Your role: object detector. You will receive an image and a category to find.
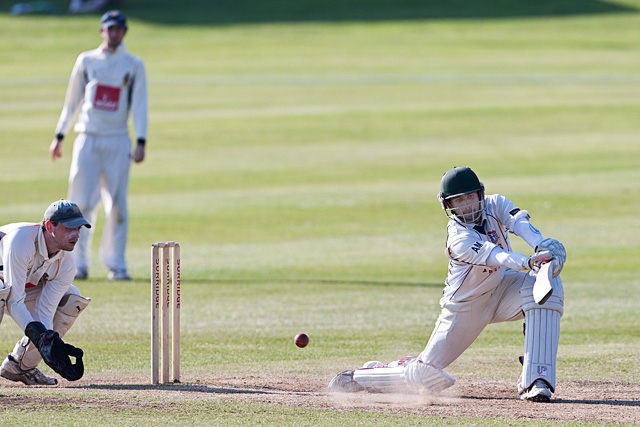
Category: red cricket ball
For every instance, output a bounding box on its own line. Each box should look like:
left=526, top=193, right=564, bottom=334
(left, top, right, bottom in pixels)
left=294, top=333, right=309, bottom=348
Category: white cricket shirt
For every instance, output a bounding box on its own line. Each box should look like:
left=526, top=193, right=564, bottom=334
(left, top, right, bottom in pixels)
left=0, top=223, right=76, bottom=331
left=55, top=43, right=147, bottom=139
left=442, top=194, right=532, bottom=302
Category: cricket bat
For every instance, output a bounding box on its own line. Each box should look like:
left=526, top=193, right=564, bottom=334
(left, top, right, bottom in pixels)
left=533, top=261, right=554, bottom=305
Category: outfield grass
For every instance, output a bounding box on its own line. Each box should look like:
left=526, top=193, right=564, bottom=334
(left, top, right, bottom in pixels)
left=0, top=1, right=639, bottom=425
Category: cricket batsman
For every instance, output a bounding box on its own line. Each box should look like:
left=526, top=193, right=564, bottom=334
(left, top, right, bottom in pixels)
left=329, top=166, right=566, bottom=402
left=0, top=200, right=91, bottom=385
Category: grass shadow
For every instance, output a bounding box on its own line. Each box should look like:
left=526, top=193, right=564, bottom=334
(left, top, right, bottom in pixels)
left=1, top=0, right=637, bottom=25
left=555, top=398, right=640, bottom=406
left=79, top=382, right=277, bottom=394
left=183, top=278, right=444, bottom=289
left=111, top=0, right=640, bottom=25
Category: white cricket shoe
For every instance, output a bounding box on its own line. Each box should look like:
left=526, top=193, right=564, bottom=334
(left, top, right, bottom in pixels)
left=328, top=370, right=365, bottom=393
left=108, top=269, right=131, bottom=281
left=0, top=355, right=58, bottom=386
left=520, top=379, right=552, bottom=403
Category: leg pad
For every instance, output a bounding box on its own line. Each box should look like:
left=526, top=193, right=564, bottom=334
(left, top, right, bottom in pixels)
left=352, top=358, right=455, bottom=394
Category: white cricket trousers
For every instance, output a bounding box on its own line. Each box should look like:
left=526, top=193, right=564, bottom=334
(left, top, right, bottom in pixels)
left=68, top=133, right=131, bottom=273
left=418, top=270, right=527, bottom=369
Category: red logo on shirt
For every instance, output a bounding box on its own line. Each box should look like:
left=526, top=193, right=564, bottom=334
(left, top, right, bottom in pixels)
left=94, top=84, right=120, bottom=111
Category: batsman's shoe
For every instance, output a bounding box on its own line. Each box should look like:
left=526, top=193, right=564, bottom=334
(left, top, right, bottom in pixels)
left=520, top=379, right=552, bottom=403
left=108, top=269, right=131, bottom=281
left=328, top=370, right=365, bottom=393
left=0, top=355, right=58, bottom=386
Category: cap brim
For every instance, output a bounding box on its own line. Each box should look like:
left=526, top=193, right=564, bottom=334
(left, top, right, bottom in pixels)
left=101, top=20, right=126, bottom=29
left=59, top=217, right=92, bottom=229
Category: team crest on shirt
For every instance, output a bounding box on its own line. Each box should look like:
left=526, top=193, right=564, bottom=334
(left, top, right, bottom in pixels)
left=94, top=84, right=120, bottom=111
left=487, top=230, right=498, bottom=243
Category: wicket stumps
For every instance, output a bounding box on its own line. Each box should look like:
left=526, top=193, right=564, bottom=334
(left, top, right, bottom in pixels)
left=151, top=242, right=181, bottom=384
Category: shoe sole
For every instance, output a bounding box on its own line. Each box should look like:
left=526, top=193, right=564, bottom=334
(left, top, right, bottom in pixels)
left=1, top=371, right=38, bottom=385
left=520, top=390, right=552, bottom=403
left=525, top=393, right=551, bottom=403
left=1, top=370, right=57, bottom=386
left=1, top=371, right=27, bottom=384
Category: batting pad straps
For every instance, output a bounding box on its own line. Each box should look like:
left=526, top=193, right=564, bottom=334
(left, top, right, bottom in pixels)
left=404, top=360, right=456, bottom=394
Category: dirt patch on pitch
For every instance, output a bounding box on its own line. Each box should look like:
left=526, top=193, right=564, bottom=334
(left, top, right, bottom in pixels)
left=213, top=376, right=640, bottom=424
left=1, top=376, right=639, bottom=424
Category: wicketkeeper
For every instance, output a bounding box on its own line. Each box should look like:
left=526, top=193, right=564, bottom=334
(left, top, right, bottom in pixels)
left=0, top=200, right=91, bottom=385
left=329, top=166, right=566, bottom=402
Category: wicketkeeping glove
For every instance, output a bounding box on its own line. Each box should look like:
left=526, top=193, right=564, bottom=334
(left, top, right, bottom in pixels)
left=25, top=321, right=84, bottom=381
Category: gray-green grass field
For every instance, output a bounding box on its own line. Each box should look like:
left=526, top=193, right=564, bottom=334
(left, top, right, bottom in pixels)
left=1, top=0, right=640, bottom=425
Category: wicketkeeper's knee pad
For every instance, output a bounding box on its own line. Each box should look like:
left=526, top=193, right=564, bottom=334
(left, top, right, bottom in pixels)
left=520, top=273, right=563, bottom=393
left=53, top=293, right=91, bottom=337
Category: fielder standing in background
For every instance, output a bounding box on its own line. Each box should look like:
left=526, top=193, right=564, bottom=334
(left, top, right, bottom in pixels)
left=0, top=200, right=90, bottom=385
left=49, top=10, right=148, bottom=281
left=329, top=166, right=566, bottom=402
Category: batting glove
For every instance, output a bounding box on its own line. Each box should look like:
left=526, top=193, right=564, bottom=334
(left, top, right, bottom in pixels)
left=536, top=238, right=566, bottom=277
left=528, top=250, right=553, bottom=271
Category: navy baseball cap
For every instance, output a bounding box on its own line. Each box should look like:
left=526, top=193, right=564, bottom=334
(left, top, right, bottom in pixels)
left=44, top=200, right=91, bottom=229
left=100, top=10, right=127, bottom=29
